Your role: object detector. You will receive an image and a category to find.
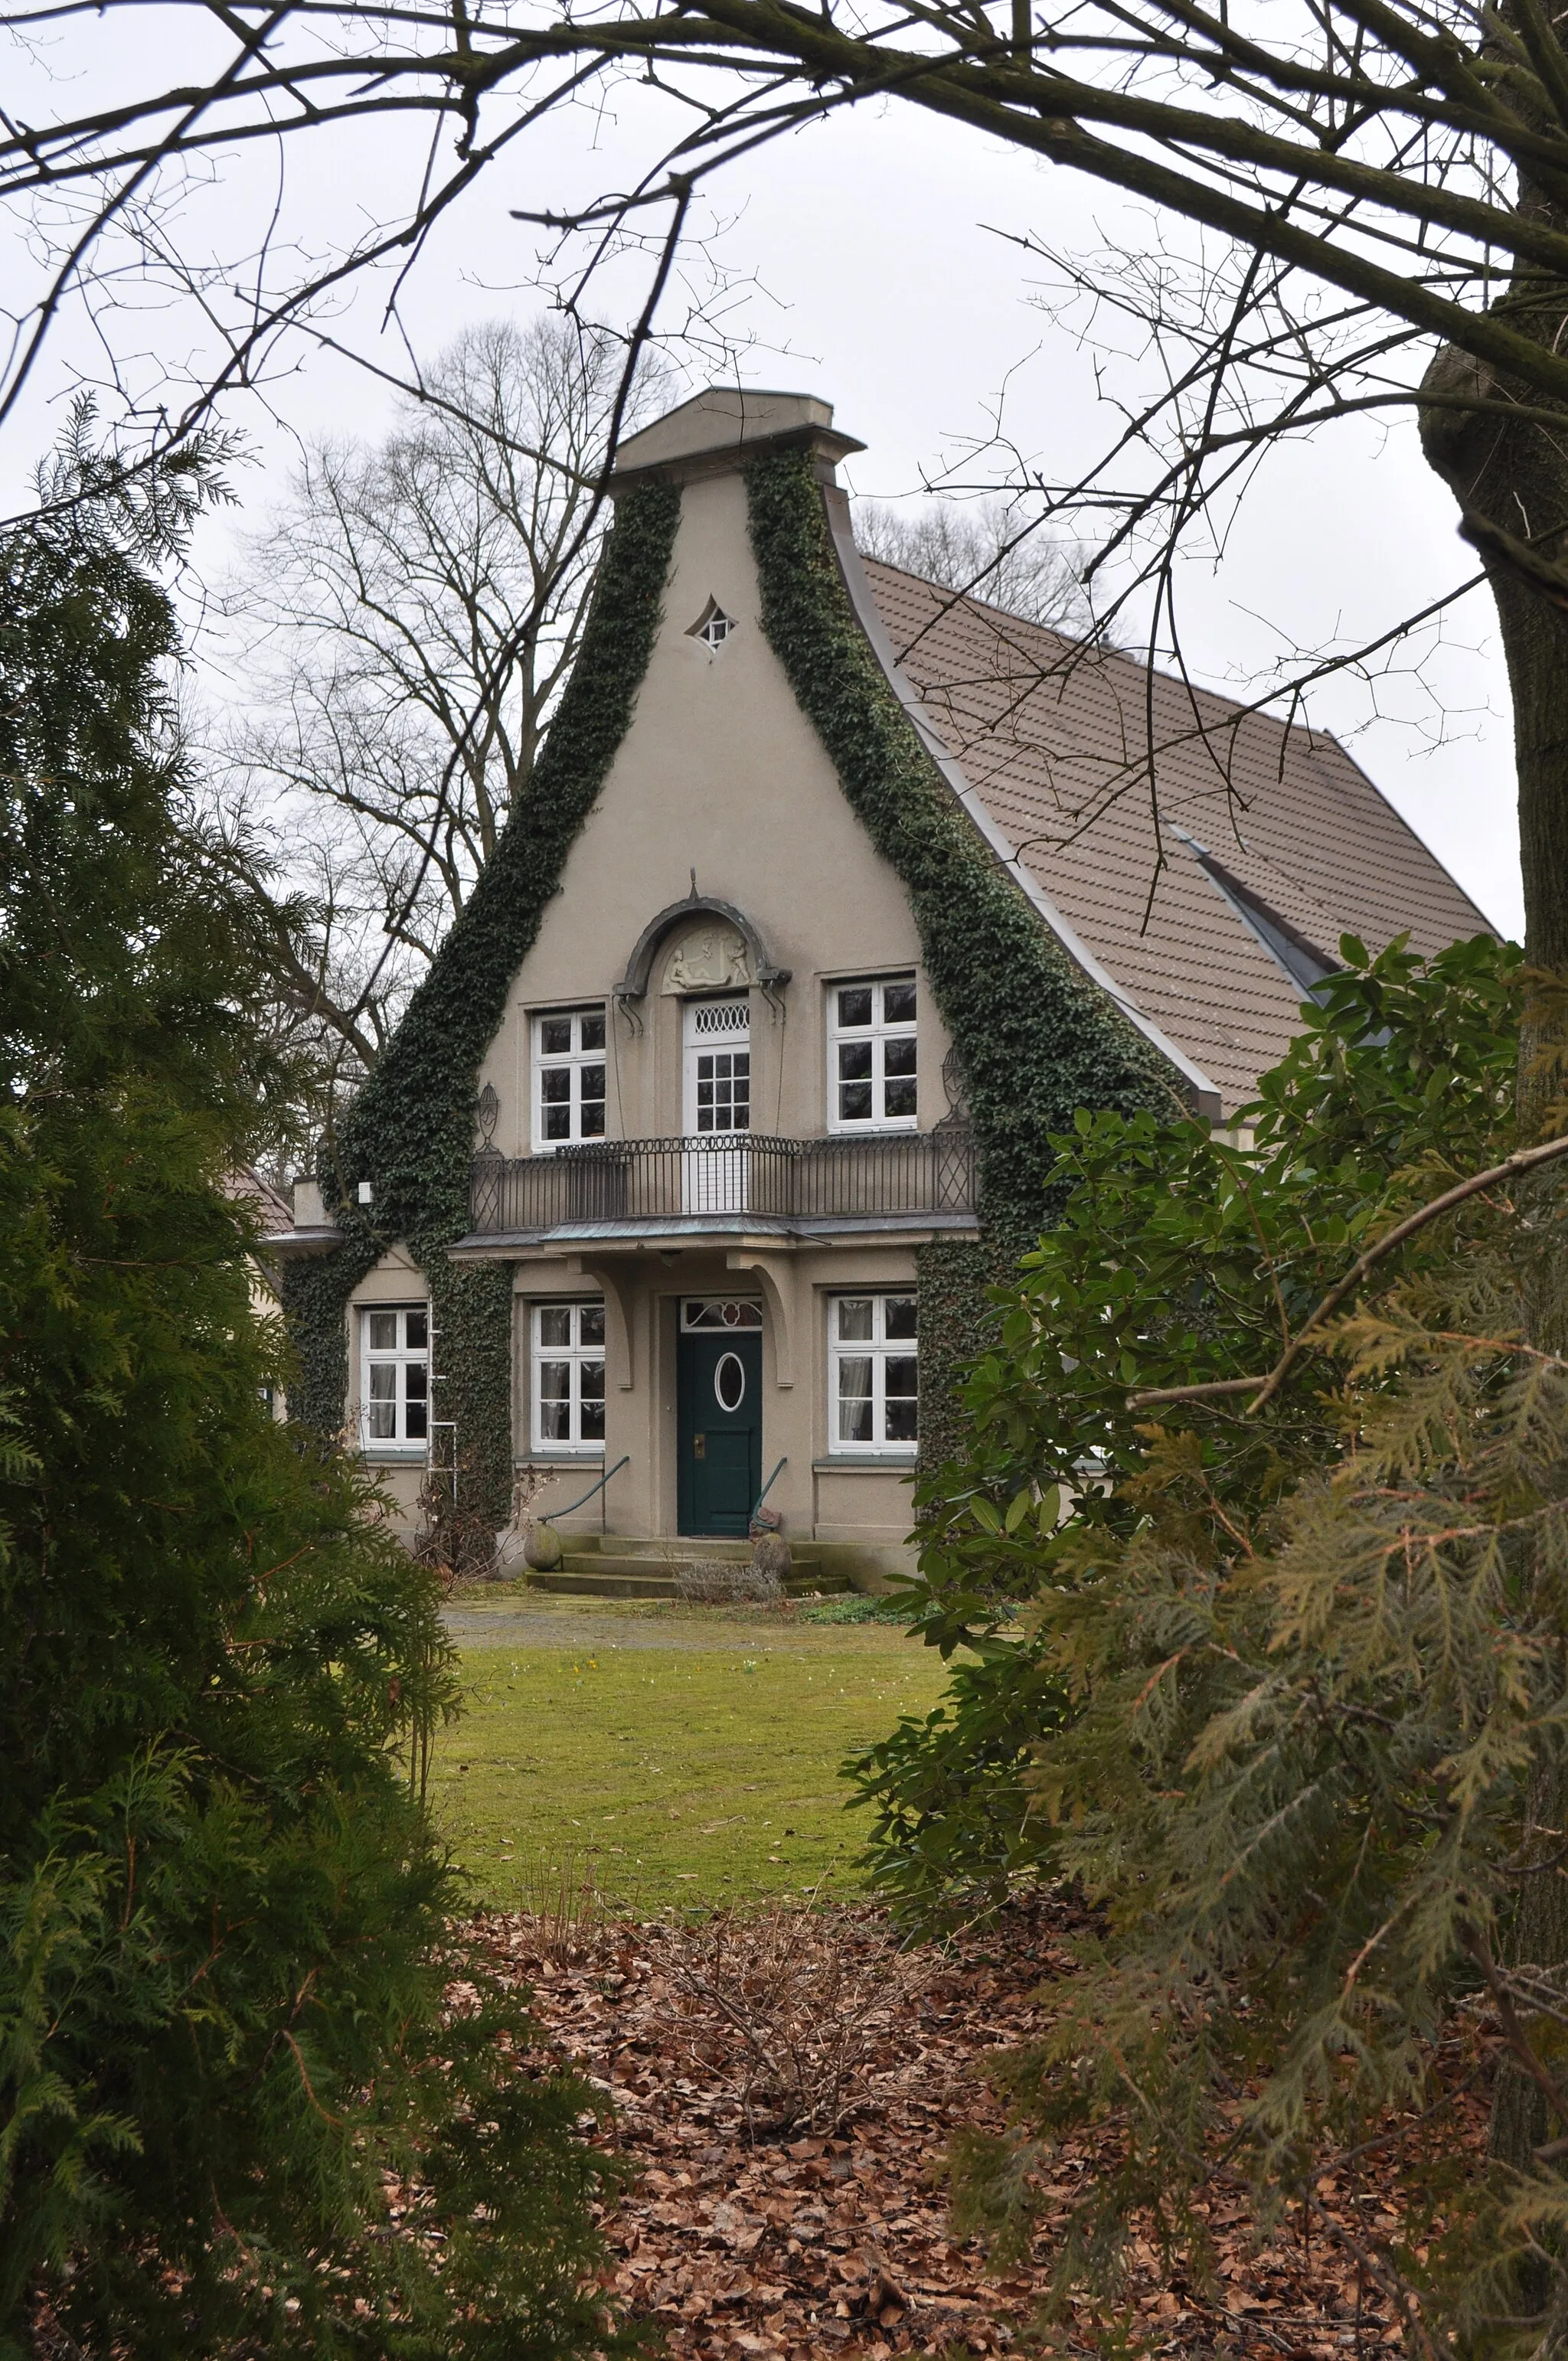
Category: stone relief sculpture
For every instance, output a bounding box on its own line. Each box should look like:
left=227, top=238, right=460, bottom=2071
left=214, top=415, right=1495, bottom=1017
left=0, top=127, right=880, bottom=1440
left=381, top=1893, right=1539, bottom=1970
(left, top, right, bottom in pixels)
left=660, top=923, right=753, bottom=994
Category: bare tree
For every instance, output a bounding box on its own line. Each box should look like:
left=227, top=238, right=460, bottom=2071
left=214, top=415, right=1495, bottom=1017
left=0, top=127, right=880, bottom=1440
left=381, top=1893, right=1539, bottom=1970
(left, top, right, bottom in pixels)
left=2, top=0, right=1563, bottom=945
left=852, top=495, right=1098, bottom=635
left=207, top=314, right=664, bottom=1078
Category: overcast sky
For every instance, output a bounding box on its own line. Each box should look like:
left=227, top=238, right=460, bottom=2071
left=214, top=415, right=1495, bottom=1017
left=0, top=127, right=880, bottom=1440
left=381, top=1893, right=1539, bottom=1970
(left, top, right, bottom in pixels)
left=3, top=51, right=1523, bottom=936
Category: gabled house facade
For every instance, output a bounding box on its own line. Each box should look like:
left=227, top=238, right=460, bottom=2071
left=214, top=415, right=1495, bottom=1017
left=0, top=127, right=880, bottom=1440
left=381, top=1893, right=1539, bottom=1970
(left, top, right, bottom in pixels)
left=269, top=387, right=1488, bottom=1585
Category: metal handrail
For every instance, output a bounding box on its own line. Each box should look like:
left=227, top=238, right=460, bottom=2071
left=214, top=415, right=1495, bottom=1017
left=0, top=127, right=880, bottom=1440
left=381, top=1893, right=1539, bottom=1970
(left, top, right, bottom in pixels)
left=548, top=1453, right=629, bottom=1533
left=752, top=1455, right=787, bottom=1526
left=470, top=1124, right=974, bottom=1233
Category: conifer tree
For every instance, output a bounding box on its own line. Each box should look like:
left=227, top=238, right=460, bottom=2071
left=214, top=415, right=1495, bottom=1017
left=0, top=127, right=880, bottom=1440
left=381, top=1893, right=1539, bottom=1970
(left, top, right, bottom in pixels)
left=0, top=412, right=631, bottom=2356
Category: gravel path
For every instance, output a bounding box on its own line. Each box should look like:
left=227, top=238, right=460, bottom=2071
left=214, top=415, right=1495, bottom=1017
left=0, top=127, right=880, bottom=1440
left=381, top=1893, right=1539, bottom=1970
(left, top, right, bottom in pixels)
left=443, top=1594, right=893, bottom=1654
left=443, top=1604, right=729, bottom=1653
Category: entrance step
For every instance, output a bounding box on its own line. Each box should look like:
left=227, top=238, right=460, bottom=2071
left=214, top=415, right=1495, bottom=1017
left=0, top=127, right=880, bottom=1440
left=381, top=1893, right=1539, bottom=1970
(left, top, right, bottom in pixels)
left=524, top=1570, right=681, bottom=1600
left=557, top=1534, right=841, bottom=1564
left=522, top=1546, right=852, bottom=1601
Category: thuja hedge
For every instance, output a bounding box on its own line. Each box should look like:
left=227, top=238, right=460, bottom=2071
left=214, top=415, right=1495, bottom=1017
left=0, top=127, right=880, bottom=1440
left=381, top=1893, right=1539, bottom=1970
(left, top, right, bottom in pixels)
left=283, top=482, right=681, bottom=1531
left=743, top=448, right=1181, bottom=1463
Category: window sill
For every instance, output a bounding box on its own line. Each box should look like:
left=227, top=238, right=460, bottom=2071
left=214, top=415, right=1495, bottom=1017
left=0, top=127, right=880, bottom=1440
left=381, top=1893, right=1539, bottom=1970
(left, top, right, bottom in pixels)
left=823, top=1122, right=921, bottom=1138
left=361, top=1446, right=428, bottom=1463
left=518, top=1452, right=606, bottom=1467
left=813, top=1454, right=917, bottom=1473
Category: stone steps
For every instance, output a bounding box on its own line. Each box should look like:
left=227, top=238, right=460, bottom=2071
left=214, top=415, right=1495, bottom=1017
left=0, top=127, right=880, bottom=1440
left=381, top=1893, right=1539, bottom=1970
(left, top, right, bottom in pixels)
left=521, top=1537, right=852, bottom=1602
left=524, top=1570, right=682, bottom=1600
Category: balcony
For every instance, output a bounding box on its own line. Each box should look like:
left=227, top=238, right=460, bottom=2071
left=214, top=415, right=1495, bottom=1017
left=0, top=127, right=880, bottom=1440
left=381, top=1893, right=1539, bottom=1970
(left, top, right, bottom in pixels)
left=463, top=1127, right=976, bottom=1245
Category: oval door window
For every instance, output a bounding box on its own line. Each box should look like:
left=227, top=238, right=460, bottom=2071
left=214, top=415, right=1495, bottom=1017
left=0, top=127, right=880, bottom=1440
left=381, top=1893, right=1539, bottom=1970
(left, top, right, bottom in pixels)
left=714, top=1352, right=746, bottom=1412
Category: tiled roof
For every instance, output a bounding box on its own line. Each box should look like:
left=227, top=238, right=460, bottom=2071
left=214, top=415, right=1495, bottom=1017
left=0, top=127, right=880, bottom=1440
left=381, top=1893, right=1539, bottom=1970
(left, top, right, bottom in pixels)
left=859, top=560, right=1493, bottom=1117
left=225, top=1166, right=295, bottom=1233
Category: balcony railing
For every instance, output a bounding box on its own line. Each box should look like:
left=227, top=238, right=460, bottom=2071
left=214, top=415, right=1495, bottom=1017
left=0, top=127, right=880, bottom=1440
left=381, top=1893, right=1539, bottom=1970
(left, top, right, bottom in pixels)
left=469, top=1126, right=975, bottom=1233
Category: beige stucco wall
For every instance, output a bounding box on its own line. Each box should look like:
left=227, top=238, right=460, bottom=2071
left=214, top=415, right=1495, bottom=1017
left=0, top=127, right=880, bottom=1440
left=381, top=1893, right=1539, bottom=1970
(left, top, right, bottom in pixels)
left=346, top=1235, right=926, bottom=1569
left=473, top=466, right=955, bottom=1153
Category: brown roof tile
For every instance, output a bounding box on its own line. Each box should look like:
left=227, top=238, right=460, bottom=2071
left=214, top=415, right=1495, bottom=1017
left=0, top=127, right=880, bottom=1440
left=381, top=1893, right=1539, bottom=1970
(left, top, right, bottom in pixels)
left=860, top=560, right=1491, bottom=1116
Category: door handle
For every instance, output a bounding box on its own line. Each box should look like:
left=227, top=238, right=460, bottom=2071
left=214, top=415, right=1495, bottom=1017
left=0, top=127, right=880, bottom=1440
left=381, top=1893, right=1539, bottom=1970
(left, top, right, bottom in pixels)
left=693, top=1433, right=706, bottom=1460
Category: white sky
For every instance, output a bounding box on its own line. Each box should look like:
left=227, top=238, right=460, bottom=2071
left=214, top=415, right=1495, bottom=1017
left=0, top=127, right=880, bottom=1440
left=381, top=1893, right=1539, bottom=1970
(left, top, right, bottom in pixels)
left=2, top=52, right=1524, bottom=936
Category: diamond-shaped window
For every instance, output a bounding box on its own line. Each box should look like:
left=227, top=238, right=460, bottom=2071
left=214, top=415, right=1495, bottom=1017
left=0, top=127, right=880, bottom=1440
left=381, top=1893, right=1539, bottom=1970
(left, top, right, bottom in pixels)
left=687, top=596, right=737, bottom=650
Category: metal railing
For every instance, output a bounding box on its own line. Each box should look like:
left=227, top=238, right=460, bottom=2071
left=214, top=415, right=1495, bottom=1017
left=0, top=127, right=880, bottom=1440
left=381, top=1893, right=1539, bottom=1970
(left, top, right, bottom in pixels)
left=752, top=1455, right=787, bottom=1530
left=469, top=1125, right=975, bottom=1233
left=548, top=1452, right=629, bottom=1535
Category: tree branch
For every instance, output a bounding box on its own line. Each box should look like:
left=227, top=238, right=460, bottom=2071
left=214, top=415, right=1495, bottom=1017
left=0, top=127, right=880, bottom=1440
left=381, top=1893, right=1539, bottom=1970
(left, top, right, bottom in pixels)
left=1128, top=1131, right=1568, bottom=1412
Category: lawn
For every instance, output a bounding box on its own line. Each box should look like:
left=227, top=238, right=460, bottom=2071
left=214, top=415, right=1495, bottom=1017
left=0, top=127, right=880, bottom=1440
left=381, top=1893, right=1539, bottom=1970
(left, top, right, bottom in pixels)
left=435, top=1600, right=953, bottom=1913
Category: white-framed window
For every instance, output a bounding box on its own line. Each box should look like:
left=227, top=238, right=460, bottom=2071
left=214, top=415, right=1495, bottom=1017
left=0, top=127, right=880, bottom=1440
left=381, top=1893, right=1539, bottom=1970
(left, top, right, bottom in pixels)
left=531, top=1301, right=606, bottom=1452
left=829, top=1294, right=918, bottom=1452
left=532, top=1007, right=607, bottom=1150
left=361, top=1305, right=428, bottom=1451
left=687, top=596, right=737, bottom=649
left=828, top=975, right=917, bottom=1131
left=683, top=996, right=751, bottom=1136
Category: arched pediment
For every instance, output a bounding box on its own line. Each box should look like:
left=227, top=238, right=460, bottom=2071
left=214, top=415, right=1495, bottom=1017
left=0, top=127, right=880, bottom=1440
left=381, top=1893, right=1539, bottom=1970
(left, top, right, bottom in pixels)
left=613, top=890, right=791, bottom=1003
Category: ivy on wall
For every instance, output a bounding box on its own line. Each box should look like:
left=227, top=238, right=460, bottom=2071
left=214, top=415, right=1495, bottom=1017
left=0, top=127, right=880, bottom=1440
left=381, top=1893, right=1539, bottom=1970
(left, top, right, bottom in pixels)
left=283, top=483, right=681, bottom=1535
left=743, top=448, right=1181, bottom=1465
left=913, top=1239, right=1016, bottom=1476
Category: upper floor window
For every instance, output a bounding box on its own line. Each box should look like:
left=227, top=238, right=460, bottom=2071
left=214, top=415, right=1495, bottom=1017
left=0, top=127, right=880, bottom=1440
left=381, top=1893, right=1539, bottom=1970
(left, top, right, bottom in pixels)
left=533, top=1007, right=606, bottom=1150
left=828, top=975, right=917, bottom=1131
left=532, top=1301, right=606, bottom=1452
left=361, top=1305, right=428, bottom=1452
left=684, top=996, right=750, bottom=1135
left=829, top=1293, right=917, bottom=1452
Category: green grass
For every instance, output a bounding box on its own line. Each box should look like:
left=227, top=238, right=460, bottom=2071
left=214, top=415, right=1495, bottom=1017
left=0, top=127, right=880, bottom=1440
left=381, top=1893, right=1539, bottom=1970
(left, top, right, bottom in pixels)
left=794, top=1592, right=911, bottom=1625
left=437, top=1617, right=952, bottom=1914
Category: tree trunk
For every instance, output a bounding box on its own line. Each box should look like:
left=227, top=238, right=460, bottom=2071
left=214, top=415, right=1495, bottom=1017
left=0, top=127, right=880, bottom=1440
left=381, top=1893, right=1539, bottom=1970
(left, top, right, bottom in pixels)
left=1419, top=342, right=1568, bottom=976
left=1420, top=348, right=1568, bottom=2217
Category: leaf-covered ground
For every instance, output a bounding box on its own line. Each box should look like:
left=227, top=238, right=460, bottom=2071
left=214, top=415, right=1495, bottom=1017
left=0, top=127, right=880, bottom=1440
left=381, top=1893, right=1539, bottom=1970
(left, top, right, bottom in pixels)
left=474, top=1899, right=1485, bottom=2359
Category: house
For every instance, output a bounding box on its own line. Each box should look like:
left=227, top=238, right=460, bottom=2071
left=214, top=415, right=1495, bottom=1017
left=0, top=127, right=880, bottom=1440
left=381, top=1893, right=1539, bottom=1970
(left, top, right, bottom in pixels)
left=266, top=387, right=1488, bottom=1589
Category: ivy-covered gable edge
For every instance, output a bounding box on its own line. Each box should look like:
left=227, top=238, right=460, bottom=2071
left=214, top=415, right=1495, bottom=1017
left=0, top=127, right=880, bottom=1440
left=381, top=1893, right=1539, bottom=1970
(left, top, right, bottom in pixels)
left=743, top=448, right=1182, bottom=1468
left=283, top=482, right=681, bottom=1533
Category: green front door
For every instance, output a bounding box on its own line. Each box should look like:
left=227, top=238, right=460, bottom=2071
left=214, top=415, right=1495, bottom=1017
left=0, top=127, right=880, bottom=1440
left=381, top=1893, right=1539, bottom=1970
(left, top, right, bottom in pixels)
left=677, top=1327, right=763, bottom=1537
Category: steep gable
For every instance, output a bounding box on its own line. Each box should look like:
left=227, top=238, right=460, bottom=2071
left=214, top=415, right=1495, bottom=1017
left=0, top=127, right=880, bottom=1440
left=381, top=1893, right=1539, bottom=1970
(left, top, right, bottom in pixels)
left=475, top=462, right=938, bottom=1157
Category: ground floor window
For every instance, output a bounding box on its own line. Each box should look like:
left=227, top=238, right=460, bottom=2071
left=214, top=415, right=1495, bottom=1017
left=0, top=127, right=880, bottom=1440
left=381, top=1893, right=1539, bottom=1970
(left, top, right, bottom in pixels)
left=361, top=1305, right=428, bottom=1448
left=829, top=1293, right=917, bottom=1450
left=532, top=1300, right=606, bottom=1450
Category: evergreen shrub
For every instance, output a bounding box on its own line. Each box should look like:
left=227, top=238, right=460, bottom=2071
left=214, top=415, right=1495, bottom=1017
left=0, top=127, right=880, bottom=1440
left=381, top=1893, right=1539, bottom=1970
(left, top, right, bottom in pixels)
left=0, top=423, right=634, bottom=2357
left=847, top=933, right=1524, bottom=1925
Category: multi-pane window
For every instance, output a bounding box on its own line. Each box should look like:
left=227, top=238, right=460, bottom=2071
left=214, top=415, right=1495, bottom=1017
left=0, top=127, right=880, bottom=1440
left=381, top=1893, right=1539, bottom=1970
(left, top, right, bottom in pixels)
left=828, top=976, right=917, bottom=1130
left=829, top=1295, right=918, bottom=1451
left=361, top=1306, right=428, bottom=1450
left=687, top=998, right=750, bottom=1134
left=532, top=1301, right=606, bottom=1452
left=533, top=1007, right=607, bottom=1148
